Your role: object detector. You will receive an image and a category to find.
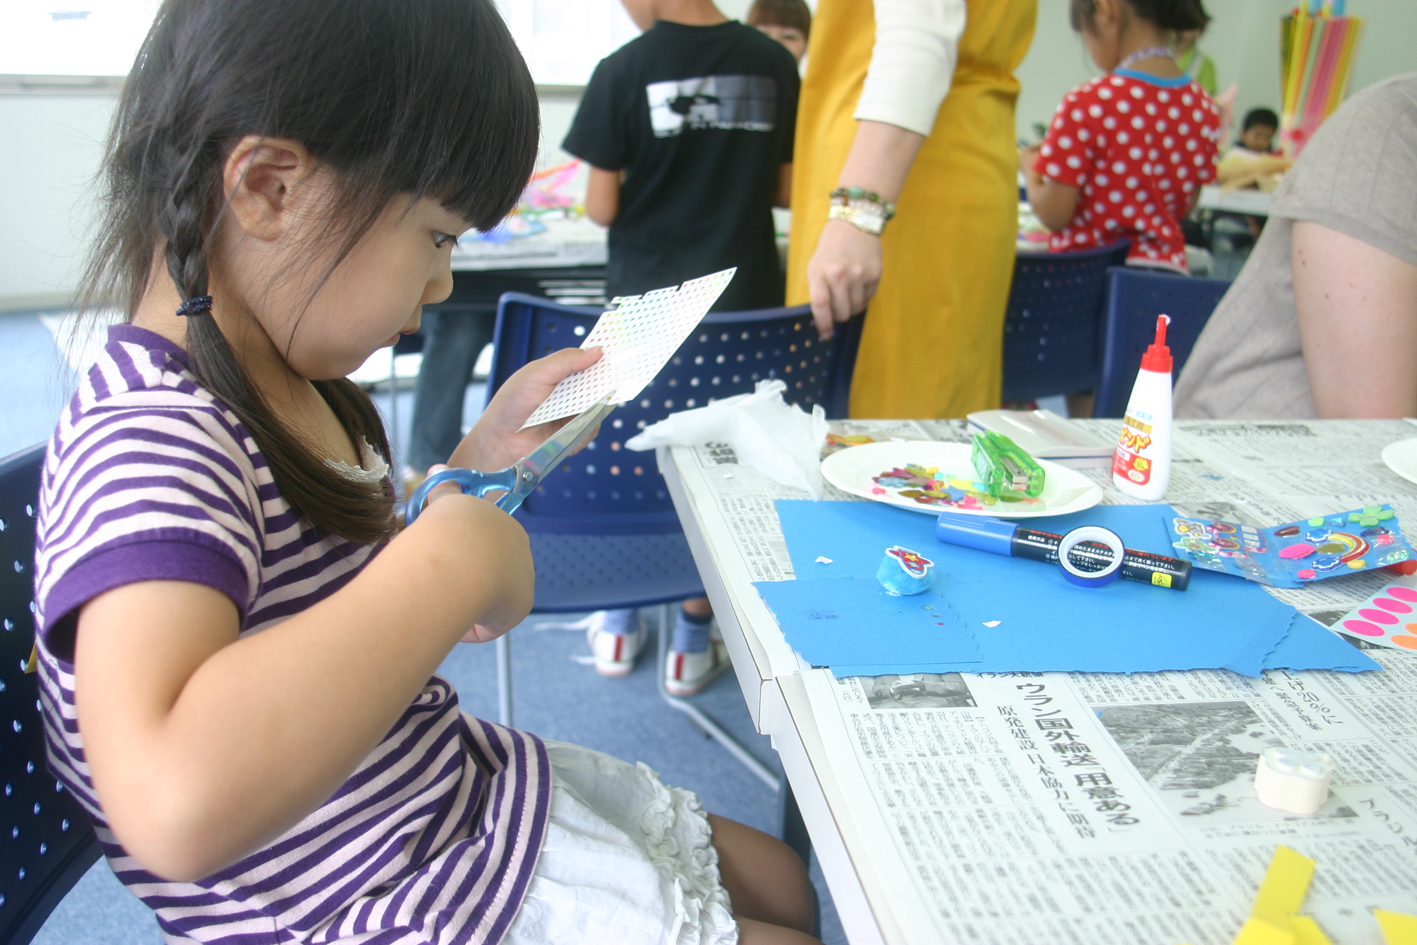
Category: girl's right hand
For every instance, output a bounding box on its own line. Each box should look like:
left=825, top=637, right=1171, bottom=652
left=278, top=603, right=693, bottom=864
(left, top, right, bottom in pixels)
left=407, top=487, right=534, bottom=641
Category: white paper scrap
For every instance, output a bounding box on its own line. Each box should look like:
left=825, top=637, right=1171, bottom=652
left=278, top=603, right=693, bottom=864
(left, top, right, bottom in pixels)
left=521, top=268, right=736, bottom=428
left=815, top=556, right=833, bottom=564
left=982, top=620, right=1001, bottom=628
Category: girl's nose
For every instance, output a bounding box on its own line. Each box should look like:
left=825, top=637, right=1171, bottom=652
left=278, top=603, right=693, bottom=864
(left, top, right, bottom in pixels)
left=422, top=259, right=454, bottom=306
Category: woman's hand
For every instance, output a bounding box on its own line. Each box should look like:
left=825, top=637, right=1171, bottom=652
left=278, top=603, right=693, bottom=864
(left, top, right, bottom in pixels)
left=448, top=346, right=603, bottom=472
left=806, top=219, right=883, bottom=340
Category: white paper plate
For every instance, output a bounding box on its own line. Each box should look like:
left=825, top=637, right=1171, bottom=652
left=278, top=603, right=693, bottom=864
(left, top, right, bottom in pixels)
left=821, top=441, right=1103, bottom=518
left=1382, top=438, right=1417, bottom=486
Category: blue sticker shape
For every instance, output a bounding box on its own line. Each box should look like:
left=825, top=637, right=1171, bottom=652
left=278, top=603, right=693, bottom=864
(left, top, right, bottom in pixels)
left=755, top=577, right=979, bottom=668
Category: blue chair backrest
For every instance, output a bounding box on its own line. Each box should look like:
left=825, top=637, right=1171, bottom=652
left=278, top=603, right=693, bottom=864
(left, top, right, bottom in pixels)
left=1002, top=240, right=1131, bottom=402
left=0, top=445, right=100, bottom=945
left=1093, top=266, right=1231, bottom=418
left=488, top=293, right=860, bottom=534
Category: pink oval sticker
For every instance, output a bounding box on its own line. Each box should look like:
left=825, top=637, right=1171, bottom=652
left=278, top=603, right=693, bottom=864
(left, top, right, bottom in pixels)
left=1359, top=608, right=1400, bottom=625
left=1375, top=598, right=1413, bottom=614
left=1278, top=543, right=1315, bottom=560
left=1386, top=586, right=1417, bottom=602
left=1342, top=620, right=1386, bottom=637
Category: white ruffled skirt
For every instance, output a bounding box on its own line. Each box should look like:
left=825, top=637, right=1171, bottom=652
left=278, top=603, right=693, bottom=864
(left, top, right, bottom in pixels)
left=503, top=741, right=739, bottom=945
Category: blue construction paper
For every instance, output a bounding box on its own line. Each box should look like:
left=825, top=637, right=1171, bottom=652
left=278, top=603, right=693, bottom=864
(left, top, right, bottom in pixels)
left=754, top=577, right=980, bottom=668
left=1263, top=614, right=1380, bottom=672
left=759, top=501, right=1313, bottom=676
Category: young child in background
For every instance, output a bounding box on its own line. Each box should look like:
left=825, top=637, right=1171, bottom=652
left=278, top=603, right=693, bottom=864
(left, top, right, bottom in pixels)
left=1021, top=0, right=1221, bottom=274
left=746, top=0, right=811, bottom=65
left=36, top=1, right=819, bottom=942
left=1217, top=107, right=1292, bottom=190
left=562, top=0, right=798, bottom=693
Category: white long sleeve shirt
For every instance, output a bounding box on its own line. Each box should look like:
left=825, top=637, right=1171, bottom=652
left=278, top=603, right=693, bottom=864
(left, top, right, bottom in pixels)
left=854, top=0, right=967, bottom=137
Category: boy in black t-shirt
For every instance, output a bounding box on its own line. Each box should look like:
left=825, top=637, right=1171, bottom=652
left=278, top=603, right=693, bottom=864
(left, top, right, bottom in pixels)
left=563, top=0, right=798, bottom=693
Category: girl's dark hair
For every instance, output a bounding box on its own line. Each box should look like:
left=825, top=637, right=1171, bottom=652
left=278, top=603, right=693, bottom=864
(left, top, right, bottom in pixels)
left=745, top=0, right=812, bottom=39
left=1069, top=0, right=1210, bottom=33
left=80, top=0, right=538, bottom=544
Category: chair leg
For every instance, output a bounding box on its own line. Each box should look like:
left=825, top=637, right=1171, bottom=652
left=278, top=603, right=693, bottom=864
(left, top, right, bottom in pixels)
left=656, top=603, right=781, bottom=792
left=496, top=633, right=513, bottom=728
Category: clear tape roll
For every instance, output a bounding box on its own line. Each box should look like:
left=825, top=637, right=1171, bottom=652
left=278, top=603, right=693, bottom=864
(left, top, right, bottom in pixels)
left=1057, top=525, right=1125, bottom=588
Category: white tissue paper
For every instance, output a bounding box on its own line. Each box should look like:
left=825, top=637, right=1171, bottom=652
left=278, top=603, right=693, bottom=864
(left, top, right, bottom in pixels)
left=625, top=380, right=829, bottom=499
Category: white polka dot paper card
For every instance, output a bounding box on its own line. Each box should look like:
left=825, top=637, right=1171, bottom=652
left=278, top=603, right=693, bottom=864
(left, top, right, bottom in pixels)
left=520, top=268, right=736, bottom=429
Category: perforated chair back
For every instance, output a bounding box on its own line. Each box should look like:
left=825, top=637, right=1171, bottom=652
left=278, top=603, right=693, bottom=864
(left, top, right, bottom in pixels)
left=488, top=293, right=860, bottom=537
left=1002, top=240, right=1131, bottom=402
left=0, top=445, right=100, bottom=945
left=1093, top=266, right=1231, bottom=418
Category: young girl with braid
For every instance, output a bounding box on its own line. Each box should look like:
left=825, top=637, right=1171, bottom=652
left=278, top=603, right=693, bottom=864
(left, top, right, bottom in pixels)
left=33, top=2, right=816, bottom=942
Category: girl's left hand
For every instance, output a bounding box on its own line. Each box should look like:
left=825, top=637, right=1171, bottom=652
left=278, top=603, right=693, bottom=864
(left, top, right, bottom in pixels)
left=448, top=346, right=604, bottom=473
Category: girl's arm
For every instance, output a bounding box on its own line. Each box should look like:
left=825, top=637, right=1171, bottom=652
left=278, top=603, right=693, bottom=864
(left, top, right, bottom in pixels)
left=1020, top=144, right=1080, bottom=232
left=584, top=165, right=620, bottom=227
left=77, top=348, right=599, bottom=882
left=77, top=493, right=527, bottom=882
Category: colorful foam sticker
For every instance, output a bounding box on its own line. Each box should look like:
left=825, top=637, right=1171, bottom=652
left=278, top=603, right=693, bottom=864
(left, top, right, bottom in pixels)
left=1169, top=505, right=1413, bottom=588
left=753, top=501, right=1380, bottom=677
left=869, top=462, right=1045, bottom=512
left=1333, top=583, right=1417, bottom=650
left=520, top=268, right=736, bottom=429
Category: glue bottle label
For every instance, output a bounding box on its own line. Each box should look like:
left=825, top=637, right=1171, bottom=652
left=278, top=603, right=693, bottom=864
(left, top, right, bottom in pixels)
left=1112, top=415, right=1153, bottom=485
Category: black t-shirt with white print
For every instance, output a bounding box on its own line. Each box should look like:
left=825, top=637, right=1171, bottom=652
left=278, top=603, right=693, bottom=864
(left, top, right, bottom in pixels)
left=563, top=20, right=799, bottom=311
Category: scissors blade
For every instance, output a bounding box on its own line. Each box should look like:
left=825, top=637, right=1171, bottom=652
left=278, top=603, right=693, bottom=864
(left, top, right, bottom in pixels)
left=517, top=396, right=617, bottom=486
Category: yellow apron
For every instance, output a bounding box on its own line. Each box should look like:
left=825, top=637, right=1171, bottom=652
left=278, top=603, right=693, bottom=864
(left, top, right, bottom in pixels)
left=787, top=0, right=1037, bottom=419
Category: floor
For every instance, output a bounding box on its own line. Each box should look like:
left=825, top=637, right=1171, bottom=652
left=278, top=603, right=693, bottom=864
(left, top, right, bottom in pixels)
left=4, top=311, right=845, bottom=945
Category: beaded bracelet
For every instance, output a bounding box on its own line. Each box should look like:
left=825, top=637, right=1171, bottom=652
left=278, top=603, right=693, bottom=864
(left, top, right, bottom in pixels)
left=830, top=186, right=897, bottom=219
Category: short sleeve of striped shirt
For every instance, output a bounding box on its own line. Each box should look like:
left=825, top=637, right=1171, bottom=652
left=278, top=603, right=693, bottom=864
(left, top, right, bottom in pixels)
left=36, top=332, right=263, bottom=658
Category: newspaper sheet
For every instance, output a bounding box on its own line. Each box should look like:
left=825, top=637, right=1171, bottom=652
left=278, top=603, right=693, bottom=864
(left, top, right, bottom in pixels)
left=668, top=418, right=1417, bottom=944
left=801, top=652, right=1417, bottom=945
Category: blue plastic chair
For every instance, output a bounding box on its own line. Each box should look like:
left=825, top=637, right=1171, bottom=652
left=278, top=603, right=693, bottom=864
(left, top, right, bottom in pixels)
left=0, top=445, right=101, bottom=945
left=1093, top=266, right=1231, bottom=418
left=1002, top=240, right=1131, bottom=402
left=485, top=293, right=861, bottom=790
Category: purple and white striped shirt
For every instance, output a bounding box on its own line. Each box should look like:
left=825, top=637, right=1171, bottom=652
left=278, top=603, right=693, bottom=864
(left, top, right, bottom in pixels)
left=34, top=325, right=549, bottom=944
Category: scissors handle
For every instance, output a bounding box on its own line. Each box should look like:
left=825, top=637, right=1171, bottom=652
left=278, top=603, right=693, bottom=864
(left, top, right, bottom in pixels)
left=404, top=466, right=528, bottom=525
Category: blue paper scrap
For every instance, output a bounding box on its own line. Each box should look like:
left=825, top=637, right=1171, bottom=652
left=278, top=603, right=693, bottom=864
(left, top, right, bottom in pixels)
left=755, top=500, right=1379, bottom=677
left=754, top=577, right=980, bottom=669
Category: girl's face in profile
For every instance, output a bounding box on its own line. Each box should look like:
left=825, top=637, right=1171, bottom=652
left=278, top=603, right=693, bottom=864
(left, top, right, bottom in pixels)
left=248, top=183, right=471, bottom=382
left=755, top=23, right=806, bottom=63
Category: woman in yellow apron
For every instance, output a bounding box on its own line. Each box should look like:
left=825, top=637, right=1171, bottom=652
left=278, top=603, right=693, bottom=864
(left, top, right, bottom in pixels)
left=788, top=0, right=1036, bottom=419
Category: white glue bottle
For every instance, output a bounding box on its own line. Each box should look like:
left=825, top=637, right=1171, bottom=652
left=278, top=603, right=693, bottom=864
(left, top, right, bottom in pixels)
left=1112, top=314, right=1172, bottom=501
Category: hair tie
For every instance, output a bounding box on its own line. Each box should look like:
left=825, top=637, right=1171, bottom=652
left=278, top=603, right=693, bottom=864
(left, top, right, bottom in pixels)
left=175, top=295, right=213, bottom=317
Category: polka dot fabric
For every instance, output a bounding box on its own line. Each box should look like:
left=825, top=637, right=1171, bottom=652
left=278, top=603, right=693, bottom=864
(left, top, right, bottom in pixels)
left=1035, top=73, right=1220, bottom=273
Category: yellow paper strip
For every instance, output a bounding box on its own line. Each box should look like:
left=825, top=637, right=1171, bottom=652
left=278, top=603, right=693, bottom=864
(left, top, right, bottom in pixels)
left=1375, top=909, right=1417, bottom=945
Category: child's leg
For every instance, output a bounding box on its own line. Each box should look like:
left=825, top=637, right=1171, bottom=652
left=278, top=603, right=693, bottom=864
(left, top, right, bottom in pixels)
left=708, top=814, right=818, bottom=939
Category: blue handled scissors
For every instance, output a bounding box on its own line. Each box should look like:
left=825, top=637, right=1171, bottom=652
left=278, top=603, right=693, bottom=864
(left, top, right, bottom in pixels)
left=404, top=396, right=616, bottom=524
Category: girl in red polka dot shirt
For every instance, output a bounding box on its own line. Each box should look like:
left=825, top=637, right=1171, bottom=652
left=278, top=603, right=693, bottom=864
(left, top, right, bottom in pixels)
left=1021, top=0, right=1220, bottom=273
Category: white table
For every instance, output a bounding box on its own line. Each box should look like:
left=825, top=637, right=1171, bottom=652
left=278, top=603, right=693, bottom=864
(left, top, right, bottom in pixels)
left=1197, top=185, right=1272, bottom=217
left=661, top=417, right=1417, bottom=945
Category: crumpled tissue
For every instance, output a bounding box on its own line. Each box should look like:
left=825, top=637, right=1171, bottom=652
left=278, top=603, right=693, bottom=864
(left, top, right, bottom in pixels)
left=625, top=379, right=828, bottom=498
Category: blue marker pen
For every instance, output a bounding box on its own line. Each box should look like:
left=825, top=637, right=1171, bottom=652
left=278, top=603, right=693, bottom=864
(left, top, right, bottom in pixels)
left=934, top=512, right=1191, bottom=590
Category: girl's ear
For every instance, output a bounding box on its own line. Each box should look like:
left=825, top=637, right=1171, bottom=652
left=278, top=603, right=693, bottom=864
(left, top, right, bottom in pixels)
left=1088, top=0, right=1121, bottom=35
left=223, top=136, right=319, bottom=242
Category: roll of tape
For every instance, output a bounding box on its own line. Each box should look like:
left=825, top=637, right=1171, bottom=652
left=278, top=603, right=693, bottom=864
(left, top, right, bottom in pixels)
left=1254, top=746, right=1333, bottom=815
left=1058, top=526, right=1125, bottom=588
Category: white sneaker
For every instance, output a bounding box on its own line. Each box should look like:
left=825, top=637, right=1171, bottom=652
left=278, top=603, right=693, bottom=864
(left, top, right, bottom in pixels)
left=665, top=639, right=731, bottom=696
left=586, top=610, right=645, bottom=677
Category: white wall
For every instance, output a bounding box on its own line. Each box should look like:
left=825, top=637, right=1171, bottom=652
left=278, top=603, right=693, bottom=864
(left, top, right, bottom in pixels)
left=3, top=0, right=1411, bottom=311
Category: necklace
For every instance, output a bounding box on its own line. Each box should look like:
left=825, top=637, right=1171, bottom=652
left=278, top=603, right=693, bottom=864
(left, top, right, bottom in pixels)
left=1116, top=45, right=1175, bottom=72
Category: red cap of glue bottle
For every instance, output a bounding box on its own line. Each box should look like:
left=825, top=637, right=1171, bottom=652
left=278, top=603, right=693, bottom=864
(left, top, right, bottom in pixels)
left=1112, top=314, right=1173, bottom=500
left=1139, top=315, right=1173, bottom=374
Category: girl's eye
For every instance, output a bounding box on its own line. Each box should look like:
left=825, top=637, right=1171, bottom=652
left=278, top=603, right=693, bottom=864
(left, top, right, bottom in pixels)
left=433, top=232, right=459, bottom=249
